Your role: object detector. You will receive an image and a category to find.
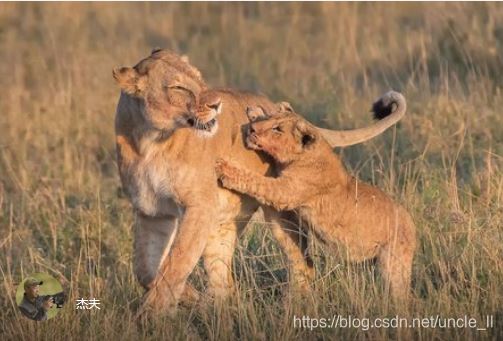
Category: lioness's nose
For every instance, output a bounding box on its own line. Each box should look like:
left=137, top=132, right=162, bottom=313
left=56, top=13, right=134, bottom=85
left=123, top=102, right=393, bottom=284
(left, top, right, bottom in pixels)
left=248, top=125, right=256, bottom=134
left=207, top=99, right=221, bottom=111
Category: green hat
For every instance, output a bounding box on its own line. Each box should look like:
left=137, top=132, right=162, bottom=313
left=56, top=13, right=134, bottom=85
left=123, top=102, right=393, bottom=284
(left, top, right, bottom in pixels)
left=24, top=278, right=43, bottom=291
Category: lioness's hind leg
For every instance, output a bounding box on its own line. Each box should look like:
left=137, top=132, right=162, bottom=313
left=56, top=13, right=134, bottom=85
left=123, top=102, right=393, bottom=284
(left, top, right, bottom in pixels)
left=202, top=221, right=239, bottom=298
left=264, top=208, right=314, bottom=291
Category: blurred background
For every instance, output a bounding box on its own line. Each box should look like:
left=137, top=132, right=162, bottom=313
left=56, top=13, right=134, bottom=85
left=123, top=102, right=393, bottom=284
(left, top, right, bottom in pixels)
left=0, top=3, right=502, bottom=339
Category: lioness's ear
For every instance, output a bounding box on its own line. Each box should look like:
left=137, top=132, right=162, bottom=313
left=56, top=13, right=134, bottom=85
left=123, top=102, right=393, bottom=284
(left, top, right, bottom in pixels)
left=112, top=67, right=147, bottom=96
left=277, top=101, right=294, bottom=114
left=151, top=47, right=163, bottom=55
left=295, top=121, right=316, bottom=148
left=246, top=106, right=267, bottom=122
left=181, top=54, right=190, bottom=63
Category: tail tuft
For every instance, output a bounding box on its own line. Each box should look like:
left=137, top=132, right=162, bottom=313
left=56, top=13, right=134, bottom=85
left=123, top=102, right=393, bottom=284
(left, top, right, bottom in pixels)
left=371, top=91, right=404, bottom=120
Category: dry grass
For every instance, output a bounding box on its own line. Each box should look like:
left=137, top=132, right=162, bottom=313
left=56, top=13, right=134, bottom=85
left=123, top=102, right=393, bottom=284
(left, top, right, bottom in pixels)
left=0, top=3, right=502, bottom=340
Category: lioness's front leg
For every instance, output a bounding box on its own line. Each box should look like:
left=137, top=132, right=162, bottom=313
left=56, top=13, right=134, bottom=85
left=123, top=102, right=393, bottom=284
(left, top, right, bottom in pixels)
left=215, top=159, right=306, bottom=211
left=134, top=214, right=200, bottom=304
left=134, top=214, right=178, bottom=289
left=139, top=205, right=216, bottom=314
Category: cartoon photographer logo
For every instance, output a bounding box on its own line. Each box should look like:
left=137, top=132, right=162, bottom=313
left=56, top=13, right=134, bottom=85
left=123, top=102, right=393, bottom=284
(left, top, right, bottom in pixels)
left=16, top=273, right=66, bottom=321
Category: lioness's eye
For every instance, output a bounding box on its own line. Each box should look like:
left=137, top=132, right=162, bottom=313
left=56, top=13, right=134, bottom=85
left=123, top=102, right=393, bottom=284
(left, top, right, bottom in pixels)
left=167, top=85, right=196, bottom=106
left=170, top=85, right=189, bottom=92
left=272, top=125, right=282, bottom=133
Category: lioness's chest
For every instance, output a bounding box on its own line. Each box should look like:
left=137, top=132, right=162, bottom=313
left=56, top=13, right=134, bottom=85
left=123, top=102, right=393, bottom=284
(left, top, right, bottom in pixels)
left=133, top=145, right=215, bottom=215
left=131, top=151, right=185, bottom=217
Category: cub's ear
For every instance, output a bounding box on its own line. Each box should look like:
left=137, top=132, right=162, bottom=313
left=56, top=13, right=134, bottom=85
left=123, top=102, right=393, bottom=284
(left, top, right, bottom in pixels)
left=112, top=67, right=147, bottom=96
left=181, top=54, right=190, bottom=63
left=294, top=120, right=317, bottom=148
left=246, top=106, right=267, bottom=122
left=276, top=101, right=294, bottom=114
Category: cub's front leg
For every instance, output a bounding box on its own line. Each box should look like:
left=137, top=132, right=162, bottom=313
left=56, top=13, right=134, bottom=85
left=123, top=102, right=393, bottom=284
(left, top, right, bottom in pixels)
left=216, top=160, right=315, bottom=291
left=215, top=159, right=304, bottom=211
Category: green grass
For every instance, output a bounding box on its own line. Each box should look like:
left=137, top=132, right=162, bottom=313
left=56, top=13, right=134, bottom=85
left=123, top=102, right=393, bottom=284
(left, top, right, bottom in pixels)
left=0, top=2, right=502, bottom=340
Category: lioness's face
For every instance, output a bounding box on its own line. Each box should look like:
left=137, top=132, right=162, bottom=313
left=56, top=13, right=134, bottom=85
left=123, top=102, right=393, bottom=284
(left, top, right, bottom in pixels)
left=190, top=91, right=223, bottom=137
left=114, top=50, right=207, bottom=134
left=246, top=113, right=318, bottom=164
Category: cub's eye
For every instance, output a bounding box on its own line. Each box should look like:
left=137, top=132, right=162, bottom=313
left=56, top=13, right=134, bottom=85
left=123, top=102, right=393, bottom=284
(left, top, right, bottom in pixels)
left=272, top=125, right=282, bottom=133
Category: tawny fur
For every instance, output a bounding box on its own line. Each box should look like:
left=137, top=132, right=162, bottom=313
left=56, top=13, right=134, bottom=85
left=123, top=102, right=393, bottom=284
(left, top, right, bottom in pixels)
left=114, top=49, right=408, bottom=315
left=215, top=108, right=417, bottom=301
left=114, top=49, right=315, bottom=315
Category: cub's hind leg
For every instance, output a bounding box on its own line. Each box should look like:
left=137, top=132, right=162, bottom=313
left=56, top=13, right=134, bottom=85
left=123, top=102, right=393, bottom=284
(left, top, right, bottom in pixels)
left=377, top=212, right=416, bottom=303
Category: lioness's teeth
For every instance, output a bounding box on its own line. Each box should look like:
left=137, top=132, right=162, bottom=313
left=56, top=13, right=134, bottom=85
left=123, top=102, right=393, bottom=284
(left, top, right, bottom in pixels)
left=193, top=118, right=217, bottom=132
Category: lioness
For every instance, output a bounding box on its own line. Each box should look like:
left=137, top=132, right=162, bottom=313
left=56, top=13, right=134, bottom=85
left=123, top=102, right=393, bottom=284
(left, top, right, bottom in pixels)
left=113, top=49, right=408, bottom=313
left=215, top=91, right=417, bottom=300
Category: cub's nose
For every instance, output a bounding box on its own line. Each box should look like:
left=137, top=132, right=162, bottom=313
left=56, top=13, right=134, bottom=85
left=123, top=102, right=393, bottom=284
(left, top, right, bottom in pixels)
left=248, top=124, right=256, bottom=135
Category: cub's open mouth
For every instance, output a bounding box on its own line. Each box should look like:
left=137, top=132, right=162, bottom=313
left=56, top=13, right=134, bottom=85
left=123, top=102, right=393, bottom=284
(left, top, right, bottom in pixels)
left=246, top=135, right=262, bottom=150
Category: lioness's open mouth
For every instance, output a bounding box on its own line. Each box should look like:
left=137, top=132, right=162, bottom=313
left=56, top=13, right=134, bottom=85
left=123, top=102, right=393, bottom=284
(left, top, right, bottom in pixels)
left=187, top=117, right=219, bottom=137
left=186, top=96, right=223, bottom=137
left=196, top=118, right=217, bottom=132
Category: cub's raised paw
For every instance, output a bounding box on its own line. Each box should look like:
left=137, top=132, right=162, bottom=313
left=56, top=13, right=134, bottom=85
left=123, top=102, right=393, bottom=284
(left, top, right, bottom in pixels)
left=215, top=158, right=241, bottom=189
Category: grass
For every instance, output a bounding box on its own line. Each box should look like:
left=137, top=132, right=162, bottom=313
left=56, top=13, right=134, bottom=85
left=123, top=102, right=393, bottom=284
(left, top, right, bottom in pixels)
left=0, top=2, right=502, bottom=340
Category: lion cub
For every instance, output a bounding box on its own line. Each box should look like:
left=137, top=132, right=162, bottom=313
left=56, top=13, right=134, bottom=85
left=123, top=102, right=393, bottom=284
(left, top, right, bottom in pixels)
left=215, top=97, right=416, bottom=301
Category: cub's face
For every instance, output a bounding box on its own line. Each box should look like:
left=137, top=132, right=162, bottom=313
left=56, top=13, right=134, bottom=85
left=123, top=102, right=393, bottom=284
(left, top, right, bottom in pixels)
left=246, top=108, right=318, bottom=165
left=113, top=51, right=207, bottom=134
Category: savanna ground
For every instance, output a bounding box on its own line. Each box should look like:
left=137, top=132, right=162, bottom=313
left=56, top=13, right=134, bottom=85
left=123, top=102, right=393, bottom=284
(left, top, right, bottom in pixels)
left=0, top=2, right=502, bottom=340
